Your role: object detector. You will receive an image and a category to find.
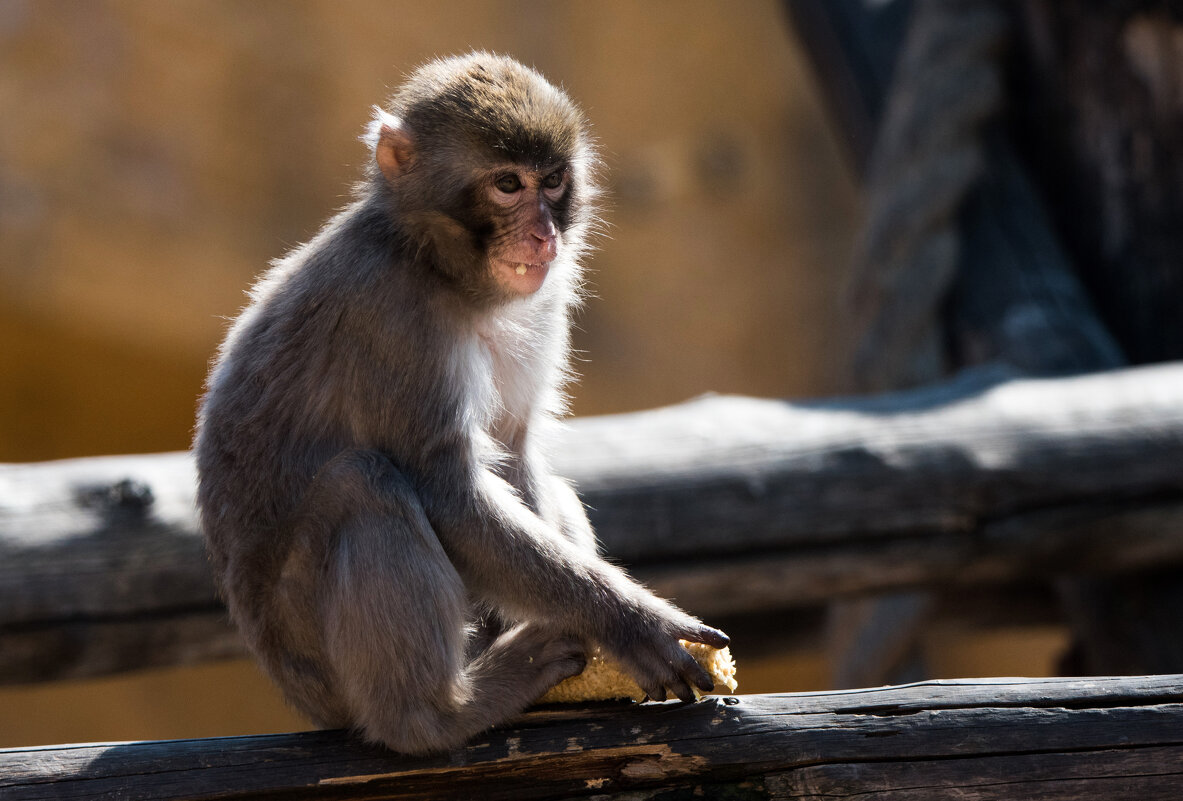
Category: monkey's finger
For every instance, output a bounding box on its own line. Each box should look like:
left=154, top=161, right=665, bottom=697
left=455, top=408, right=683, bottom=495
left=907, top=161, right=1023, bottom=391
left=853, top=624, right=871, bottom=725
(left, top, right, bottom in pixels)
left=689, top=664, right=715, bottom=694
left=681, top=624, right=730, bottom=649
left=643, top=682, right=668, bottom=703
left=676, top=649, right=716, bottom=694
left=668, top=674, right=697, bottom=704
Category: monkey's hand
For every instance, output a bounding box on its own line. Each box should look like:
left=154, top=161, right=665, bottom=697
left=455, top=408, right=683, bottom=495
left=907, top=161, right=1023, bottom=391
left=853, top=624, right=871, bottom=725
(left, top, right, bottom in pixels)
left=605, top=596, right=729, bottom=704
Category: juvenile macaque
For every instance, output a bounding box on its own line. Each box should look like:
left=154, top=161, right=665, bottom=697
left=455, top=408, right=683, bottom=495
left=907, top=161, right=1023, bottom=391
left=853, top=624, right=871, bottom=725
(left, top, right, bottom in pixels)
left=194, top=53, right=727, bottom=754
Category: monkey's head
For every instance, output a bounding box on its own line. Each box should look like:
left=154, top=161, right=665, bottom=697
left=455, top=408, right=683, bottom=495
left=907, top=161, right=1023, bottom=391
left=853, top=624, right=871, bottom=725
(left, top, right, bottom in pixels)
left=365, top=53, right=598, bottom=304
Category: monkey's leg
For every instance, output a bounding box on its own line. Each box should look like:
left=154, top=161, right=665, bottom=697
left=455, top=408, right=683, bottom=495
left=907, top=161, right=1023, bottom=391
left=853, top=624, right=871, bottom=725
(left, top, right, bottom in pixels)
left=308, top=451, right=585, bottom=754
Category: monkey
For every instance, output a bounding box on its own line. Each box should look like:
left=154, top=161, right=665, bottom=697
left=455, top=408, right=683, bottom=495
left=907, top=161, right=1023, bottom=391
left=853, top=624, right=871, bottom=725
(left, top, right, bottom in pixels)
left=193, top=52, right=728, bottom=755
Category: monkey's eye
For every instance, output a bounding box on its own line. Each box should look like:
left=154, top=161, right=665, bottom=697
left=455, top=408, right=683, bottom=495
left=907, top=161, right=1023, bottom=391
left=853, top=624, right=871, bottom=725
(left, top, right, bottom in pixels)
left=494, top=174, right=523, bottom=193
left=542, top=169, right=565, bottom=190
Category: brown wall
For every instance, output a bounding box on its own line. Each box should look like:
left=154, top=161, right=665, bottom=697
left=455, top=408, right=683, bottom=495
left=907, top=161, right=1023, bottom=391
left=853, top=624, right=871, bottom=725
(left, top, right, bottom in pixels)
left=0, top=0, right=859, bottom=464
left=0, top=0, right=872, bottom=746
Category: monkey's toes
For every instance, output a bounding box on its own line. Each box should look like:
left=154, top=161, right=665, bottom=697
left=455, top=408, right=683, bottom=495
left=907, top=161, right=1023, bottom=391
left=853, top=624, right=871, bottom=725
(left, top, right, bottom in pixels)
left=545, top=635, right=586, bottom=665
left=553, top=652, right=587, bottom=683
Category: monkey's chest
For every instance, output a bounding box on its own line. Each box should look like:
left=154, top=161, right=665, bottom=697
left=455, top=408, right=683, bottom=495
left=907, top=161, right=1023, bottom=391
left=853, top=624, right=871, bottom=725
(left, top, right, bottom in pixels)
left=468, top=333, right=549, bottom=446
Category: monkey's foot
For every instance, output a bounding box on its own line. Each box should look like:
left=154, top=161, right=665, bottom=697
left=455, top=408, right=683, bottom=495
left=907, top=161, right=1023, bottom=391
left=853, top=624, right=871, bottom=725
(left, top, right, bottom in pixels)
left=537, top=641, right=737, bottom=704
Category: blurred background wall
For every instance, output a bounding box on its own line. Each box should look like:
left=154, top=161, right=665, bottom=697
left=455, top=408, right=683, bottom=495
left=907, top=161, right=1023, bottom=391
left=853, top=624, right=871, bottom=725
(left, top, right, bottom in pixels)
left=0, top=0, right=859, bottom=463
left=0, top=0, right=1065, bottom=747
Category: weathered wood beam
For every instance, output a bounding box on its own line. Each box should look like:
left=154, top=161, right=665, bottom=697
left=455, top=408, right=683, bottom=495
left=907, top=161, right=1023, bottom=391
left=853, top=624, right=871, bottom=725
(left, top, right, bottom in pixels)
left=574, top=362, right=1183, bottom=562
left=2, top=676, right=1180, bottom=800
left=3, top=362, right=1183, bottom=683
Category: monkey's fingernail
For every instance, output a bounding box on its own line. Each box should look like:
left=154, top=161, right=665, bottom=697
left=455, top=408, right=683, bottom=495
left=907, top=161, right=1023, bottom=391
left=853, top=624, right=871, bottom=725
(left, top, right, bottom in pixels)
left=515, top=264, right=528, bottom=275
left=704, top=627, right=730, bottom=648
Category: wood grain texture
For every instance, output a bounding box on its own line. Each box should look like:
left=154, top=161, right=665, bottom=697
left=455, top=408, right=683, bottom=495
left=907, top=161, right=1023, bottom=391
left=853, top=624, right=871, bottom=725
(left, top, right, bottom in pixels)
left=3, top=362, right=1183, bottom=682
left=2, top=676, right=1180, bottom=800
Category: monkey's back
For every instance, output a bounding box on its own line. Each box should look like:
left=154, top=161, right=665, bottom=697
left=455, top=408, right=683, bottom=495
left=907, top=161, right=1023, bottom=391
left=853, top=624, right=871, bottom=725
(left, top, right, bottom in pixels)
left=194, top=200, right=421, bottom=583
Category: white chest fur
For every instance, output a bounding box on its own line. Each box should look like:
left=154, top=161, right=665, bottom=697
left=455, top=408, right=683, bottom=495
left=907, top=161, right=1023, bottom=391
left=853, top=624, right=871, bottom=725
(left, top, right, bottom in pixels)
left=457, top=301, right=567, bottom=450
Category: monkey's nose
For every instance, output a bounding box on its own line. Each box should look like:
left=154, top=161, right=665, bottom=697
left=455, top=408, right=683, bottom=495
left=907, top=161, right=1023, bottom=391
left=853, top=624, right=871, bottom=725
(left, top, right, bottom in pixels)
left=531, top=230, right=558, bottom=261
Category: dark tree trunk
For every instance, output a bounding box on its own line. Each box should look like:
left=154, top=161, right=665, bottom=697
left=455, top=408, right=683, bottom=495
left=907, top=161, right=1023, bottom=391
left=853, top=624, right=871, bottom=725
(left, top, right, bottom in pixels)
left=1010, top=1, right=1183, bottom=364
left=787, top=0, right=1183, bottom=678
left=1006, top=0, right=1183, bottom=676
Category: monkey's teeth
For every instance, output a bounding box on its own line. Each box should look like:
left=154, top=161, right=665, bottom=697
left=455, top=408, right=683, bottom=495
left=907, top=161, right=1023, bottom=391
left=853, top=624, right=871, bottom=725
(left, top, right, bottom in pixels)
left=515, top=264, right=528, bottom=276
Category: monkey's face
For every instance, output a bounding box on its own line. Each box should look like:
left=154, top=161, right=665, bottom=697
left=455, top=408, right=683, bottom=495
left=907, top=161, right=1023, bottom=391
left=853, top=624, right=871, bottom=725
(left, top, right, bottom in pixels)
left=370, top=52, right=596, bottom=304
left=483, top=163, right=569, bottom=297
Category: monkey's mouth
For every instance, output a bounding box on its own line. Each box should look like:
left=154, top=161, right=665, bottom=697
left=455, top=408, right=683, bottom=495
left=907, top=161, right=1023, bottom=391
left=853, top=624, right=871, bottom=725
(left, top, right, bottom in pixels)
left=495, top=259, right=551, bottom=294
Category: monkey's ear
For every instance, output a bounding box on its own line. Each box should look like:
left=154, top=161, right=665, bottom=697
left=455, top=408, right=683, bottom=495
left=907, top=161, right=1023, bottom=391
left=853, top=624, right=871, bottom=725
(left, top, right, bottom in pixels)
left=366, top=107, right=415, bottom=182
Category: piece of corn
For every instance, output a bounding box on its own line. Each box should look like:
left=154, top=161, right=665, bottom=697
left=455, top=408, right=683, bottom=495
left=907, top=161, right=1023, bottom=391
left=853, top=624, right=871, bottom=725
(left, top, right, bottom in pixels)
left=539, top=642, right=737, bottom=703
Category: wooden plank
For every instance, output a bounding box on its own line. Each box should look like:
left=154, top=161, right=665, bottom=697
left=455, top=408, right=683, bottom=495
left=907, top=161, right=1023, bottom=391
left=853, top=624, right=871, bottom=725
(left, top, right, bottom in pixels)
left=766, top=747, right=1183, bottom=800
left=4, top=362, right=1183, bottom=683
left=2, top=676, right=1180, bottom=800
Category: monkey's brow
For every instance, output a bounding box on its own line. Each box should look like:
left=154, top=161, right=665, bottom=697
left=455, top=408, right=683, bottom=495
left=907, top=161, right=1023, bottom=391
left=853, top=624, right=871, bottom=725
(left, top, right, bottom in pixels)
left=486, top=159, right=568, bottom=175
left=508, top=160, right=563, bottom=173
left=478, top=169, right=564, bottom=191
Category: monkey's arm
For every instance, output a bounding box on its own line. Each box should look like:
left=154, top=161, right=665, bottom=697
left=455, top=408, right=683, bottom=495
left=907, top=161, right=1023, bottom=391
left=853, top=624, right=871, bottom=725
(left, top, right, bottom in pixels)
left=421, top=461, right=728, bottom=703
left=537, top=474, right=597, bottom=554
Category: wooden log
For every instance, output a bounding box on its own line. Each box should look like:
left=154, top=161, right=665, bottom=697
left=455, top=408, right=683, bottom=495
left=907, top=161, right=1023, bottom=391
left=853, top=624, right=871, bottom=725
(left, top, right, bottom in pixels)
left=4, top=362, right=1183, bottom=683
left=2, top=676, right=1180, bottom=800
left=6, top=362, right=1183, bottom=681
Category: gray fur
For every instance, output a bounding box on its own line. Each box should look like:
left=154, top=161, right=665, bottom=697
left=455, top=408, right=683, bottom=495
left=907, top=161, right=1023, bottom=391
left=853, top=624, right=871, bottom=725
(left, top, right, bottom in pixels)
left=194, top=53, right=726, bottom=755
